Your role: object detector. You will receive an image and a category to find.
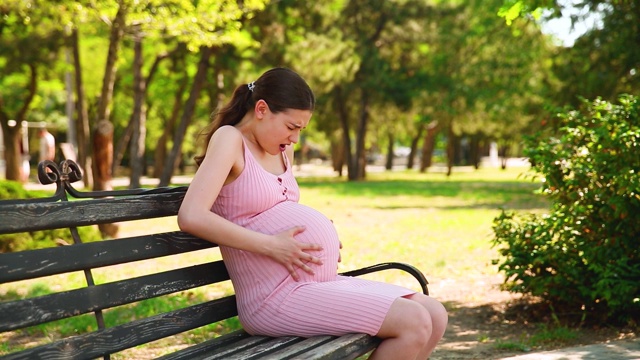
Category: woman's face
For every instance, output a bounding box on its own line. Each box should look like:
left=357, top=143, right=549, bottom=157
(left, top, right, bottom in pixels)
left=259, top=104, right=312, bottom=155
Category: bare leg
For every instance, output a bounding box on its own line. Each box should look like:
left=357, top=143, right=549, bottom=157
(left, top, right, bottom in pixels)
left=407, top=293, right=448, bottom=359
left=369, top=295, right=447, bottom=360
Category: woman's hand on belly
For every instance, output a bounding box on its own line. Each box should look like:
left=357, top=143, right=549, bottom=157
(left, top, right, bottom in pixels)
left=266, top=226, right=324, bottom=281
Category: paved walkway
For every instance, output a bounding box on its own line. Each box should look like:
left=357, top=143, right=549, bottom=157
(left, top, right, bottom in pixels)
left=499, top=338, right=640, bottom=360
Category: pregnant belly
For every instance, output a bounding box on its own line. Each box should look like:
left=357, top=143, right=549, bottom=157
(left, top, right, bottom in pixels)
left=245, top=201, right=341, bottom=282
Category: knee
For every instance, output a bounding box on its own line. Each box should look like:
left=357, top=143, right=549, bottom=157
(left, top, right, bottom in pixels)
left=403, top=304, right=433, bottom=346
left=411, top=293, right=448, bottom=332
left=432, top=299, right=449, bottom=330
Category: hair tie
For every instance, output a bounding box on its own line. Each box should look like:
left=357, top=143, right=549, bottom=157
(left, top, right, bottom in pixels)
left=248, top=82, right=255, bottom=92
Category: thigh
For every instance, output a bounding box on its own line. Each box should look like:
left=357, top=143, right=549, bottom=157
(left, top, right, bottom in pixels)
left=253, top=279, right=414, bottom=337
left=375, top=296, right=431, bottom=338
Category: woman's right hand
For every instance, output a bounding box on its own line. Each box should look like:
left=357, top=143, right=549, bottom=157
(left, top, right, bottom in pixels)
left=268, top=226, right=323, bottom=281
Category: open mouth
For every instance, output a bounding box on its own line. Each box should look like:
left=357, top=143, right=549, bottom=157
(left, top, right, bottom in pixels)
left=279, top=144, right=286, bottom=152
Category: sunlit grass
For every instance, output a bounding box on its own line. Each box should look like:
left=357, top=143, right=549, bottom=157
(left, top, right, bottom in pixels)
left=298, top=167, right=547, bottom=288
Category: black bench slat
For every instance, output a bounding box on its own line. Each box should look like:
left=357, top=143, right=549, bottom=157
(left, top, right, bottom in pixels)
left=156, top=330, right=252, bottom=360
left=257, top=336, right=336, bottom=360
left=0, top=232, right=214, bottom=283
left=255, top=335, right=336, bottom=360
left=294, top=333, right=380, bottom=360
left=0, top=191, right=184, bottom=234
left=163, top=333, right=378, bottom=360
left=224, top=336, right=309, bottom=360
left=0, top=261, right=229, bottom=332
left=2, top=297, right=238, bottom=360
left=192, top=334, right=277, bottom=360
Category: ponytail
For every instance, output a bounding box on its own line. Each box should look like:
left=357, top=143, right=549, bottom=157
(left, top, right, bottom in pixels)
left=194, top=67, right=314, bottom=166
left=194, top=84, right=254, bottom=165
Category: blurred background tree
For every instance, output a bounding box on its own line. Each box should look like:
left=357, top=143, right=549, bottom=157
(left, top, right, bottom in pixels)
left=1, top=0, right=637, bottom=184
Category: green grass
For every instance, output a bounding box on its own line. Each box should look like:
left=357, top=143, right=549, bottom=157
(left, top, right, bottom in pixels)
left=1, top=166, right=549, bottom=356
left=298, top=167, right=547, bottom=284
left=492, top=324, right=580, bottom=353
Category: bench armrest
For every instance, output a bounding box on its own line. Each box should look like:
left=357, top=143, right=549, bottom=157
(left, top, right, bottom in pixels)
left=339, top=262, right=429, bottom=295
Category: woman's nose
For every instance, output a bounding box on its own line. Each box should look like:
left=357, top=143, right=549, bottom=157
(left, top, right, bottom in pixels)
left=289, top=131, right=300, bottom=143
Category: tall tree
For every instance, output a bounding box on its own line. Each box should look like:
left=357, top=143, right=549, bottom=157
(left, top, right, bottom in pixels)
left=0, top=0, right=67, bottom=182
left=128, top=24, right=146, bottom=188
left=70, top=27, right=93, bottom=189
left=500, top=0, right=639, bottom=102
left=249, top=1, right=435, bottom=179
left=152, top=50, right=189, bottom=179
left=159, top=45, right=212, bottom=186
left=157, top=0, right=268, bottom=186
left=417, top=0, right=551, bottom=175
left=92, top=0, right=128, bottom=192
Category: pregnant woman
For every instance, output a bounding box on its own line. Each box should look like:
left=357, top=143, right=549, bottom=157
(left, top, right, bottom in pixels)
left=177, top=67, right=447, bottom=359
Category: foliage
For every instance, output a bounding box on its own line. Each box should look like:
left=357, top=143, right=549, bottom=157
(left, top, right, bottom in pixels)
left=492, top=95, right=640, bottom=323
left=550, top=1, right=640, bottom=106
left=0, top=180, right=29, bottom=199
left=0, top=180, right=102, bottom=252
left=500, top=1, right=640, bottom=105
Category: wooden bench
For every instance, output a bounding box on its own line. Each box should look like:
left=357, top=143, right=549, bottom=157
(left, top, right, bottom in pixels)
left=0, top=159, right=429, bottom=360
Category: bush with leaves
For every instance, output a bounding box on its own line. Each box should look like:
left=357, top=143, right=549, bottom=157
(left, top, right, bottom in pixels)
left=492, top=95, right=639, bottom=323
left=0, top=180, right=102, bottom=252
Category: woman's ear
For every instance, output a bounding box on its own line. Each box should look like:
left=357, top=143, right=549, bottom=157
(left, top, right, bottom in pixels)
left=254, top=99, right=270, bottom=119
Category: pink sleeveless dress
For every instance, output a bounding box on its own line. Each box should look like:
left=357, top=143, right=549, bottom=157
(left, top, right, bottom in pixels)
left=211, top=139, right=415, bottom=337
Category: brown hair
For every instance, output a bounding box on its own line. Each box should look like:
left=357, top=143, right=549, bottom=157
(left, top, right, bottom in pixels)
left=194, top=67, right=315, bottom=165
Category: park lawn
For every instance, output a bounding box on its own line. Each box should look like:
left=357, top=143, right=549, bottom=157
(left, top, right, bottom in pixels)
left=0, top=165, right=548, bottom=357
left=298, top=167, right=547, bottom=285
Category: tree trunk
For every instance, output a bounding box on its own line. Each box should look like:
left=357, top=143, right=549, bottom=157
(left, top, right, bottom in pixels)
left=420, top=121, right=439, bottom=173
left=113, top=120, right=134, bottom=175
left=470, top=134, right=482, bottom=169
left=64, top=49, right=76, bottom=153
left=92, top=1, right=127, bottom=192
left=71, top=28, right=92, bottom=188
left=352, top=89, right=369, bottom=180
left=115, top=49, right=170, bottom=178
left=446, top=121, right=455, bottom=177
left=1, top=125, right=22, bottom=182
left=129, top=30, right=146, bottom=188
left=93, top=120, right=114, bottom=191
left=0, top=63, right=37, bottom=182
left=335, top=86, right=353, bottom=179
left=154, top=78, right=186, bottom=178
left=407, top=123, right=424, bottom=170
left=330, top=135, right=345, bottom=177
left=385, top=131, right=394, bottom=171
left=159, top=46, right=212, bottom=187
left=499, top=143, right=510, bottom=170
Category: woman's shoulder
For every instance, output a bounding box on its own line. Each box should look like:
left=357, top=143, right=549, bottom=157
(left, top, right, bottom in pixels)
left=210, top=125, right=244, bottom=148
left=214, top=125, right=242, bottom=138
left=202, top=126, right=245, bottom=180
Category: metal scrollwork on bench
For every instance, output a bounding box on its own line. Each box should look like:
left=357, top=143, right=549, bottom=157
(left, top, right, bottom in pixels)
left=32, top=159, right=82, bottom=202
left=0, top=159, right=188, bottom=235
left=2, top=159, right=188, bottom=205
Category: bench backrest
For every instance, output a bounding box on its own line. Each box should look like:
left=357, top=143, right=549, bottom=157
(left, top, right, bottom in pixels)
left=0, top=160, right=234, bottom=360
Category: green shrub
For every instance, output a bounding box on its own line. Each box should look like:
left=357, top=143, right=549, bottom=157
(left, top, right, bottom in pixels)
left=0, top=181, right=102, bottom=252
left=0, top=180, right=29, bottom=199
left=492, top=95, right=640, bottom=323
